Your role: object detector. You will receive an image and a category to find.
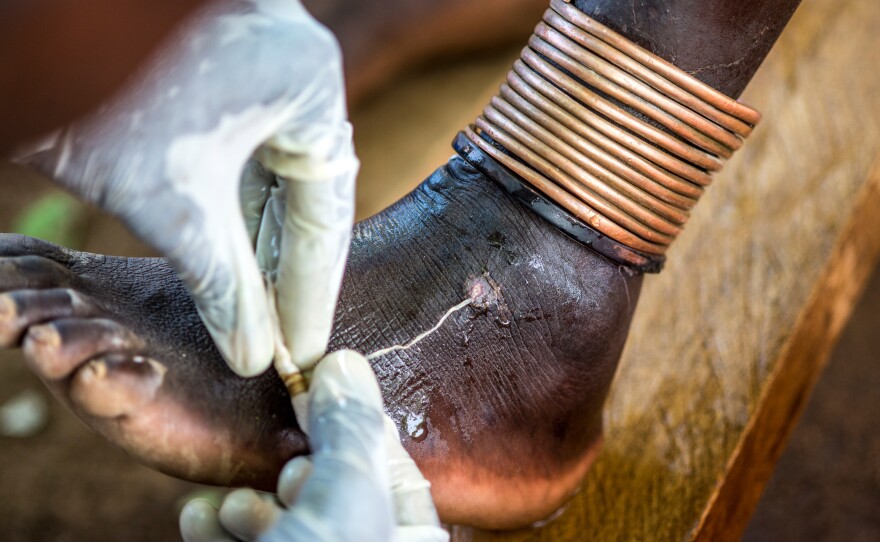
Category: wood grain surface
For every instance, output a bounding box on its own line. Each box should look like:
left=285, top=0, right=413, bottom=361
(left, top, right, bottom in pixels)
left=350, top=0, right=880, bottom=539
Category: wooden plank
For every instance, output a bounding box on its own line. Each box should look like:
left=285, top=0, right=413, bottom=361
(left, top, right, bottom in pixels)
left=351, top=0, right=880, bottom=539
left=692, top=160, right=880, bottom=541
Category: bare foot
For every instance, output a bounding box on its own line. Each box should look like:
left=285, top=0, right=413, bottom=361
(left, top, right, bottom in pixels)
left=0, top=234, right=307, bottom=490
left=0, top=157, right=638, bottom=529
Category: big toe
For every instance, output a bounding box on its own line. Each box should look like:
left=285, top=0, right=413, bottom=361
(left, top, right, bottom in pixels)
left=69, top=354, right=167, bottom=418
left=23, top=318, right=144, bottom=380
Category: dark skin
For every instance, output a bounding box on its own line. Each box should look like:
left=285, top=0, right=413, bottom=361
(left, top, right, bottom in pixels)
left=0, top=160, right=631, bottom=528
left=0, top=0, right=800, bottom=530
left=576, top=0, right=800, bottom=97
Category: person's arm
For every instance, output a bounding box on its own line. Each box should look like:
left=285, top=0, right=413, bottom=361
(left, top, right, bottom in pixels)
left=180, top=350, right=448, bottom=542
left=0, top=0, right=208, bottom=153
left=0, top=0, right=548, bottom=154
left=13, top=0, right=357, bottom=377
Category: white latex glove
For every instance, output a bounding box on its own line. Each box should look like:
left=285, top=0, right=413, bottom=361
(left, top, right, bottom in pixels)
left=14, top=0, right=356, bottom=377
left=179, top=350, right=449, bottom=542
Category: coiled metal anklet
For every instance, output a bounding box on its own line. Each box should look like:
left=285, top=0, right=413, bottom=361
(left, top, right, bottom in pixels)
left=460, top=0, right=760, bottom=265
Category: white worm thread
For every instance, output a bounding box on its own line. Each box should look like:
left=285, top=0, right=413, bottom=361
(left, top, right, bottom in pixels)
left=366, top=298, right=473, bottom=360
left=265, top=279, right=300, bottom=379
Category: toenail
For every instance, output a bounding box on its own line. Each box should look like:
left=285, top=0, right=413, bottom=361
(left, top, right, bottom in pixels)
left=0, top=294, right=15, bottom=319
left=26, top=325, right=61, bottom=349
left=71, top=357, right=166, bottom=418
left=83, top=360, right=108, bottom=380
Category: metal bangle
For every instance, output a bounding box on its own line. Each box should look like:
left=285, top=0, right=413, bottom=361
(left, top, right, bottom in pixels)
left=549, top=0, right=762, bottom=126
left=540, top=9, right=754, bottom=137
left=485, top=97, right=689, bottom=228
left=534, top=22, right=743, bottom=152
left=502, top=73, right=705, bottom=200
left=468, top=124, right=671, bottom=254
left=493, top=87, right=695, bottom=218
left=462, top=0, right=760, bottom=260
left=512, top=60, right=715, bottom=185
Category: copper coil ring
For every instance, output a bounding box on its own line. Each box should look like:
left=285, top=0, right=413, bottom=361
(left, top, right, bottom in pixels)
left=516, top=55, right=724, bottom=175
left=475, top=115, right=676, bottom=246
left=487, top=96, right=690, bottom=226
left=465, top=125, right=669, bottom=255
left=534, top=22, right=743, bottom=152
left=459, top=1, right=760, bottom=259
left=498, top=82, right=699, bottom=210
left=481, top=106, right=683, bottom=237
left=549, top=0, right=761, bottom=125
left=528, top=33, right=734, bottom=159
left=502, top=73, right=706, bottom=199
left=521, top=47, right=725, bottom=171
left=510, top=61, right=715, bottom=186
left=541, top=9, right=753, bottom=138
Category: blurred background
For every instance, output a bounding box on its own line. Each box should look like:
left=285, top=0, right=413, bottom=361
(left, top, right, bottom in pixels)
left=1, top=0, right=878, bottom=540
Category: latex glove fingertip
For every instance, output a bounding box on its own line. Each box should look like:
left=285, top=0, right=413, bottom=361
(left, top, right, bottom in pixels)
left=180, top=499, right=236, bottom=542
left=309, top=350, right=383, bottom=415
left=278, top=456, right=314, bottom=507
left=219, top=488, right=282, bottom=540
left=395, top=525, right=451, bottom=542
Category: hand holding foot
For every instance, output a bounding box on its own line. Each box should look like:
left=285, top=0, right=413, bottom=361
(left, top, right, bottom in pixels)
left=14, top=0, right=356, bottom=378
left=0, top=155, right=636, bottom=529
left=180, top=350, right=446, bottom=542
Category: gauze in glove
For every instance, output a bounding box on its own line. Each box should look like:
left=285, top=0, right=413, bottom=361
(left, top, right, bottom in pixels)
left=180, top=351, right=448, bottom=542
left=14, top=0, right=356, bottom=377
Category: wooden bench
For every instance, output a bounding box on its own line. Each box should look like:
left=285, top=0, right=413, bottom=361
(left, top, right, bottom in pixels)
left=351, top=0, right=880, bottom=539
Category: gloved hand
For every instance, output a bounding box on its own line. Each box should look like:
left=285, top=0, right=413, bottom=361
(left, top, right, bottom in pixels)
left=179, top=350, right=449, bottom=542
left=13, top=0, right=356, bottom=377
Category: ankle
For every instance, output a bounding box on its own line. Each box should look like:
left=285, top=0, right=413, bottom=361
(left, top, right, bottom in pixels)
left=429, top=437, right=604, bottom=529
left=457, top=0, right=762, bottom=275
